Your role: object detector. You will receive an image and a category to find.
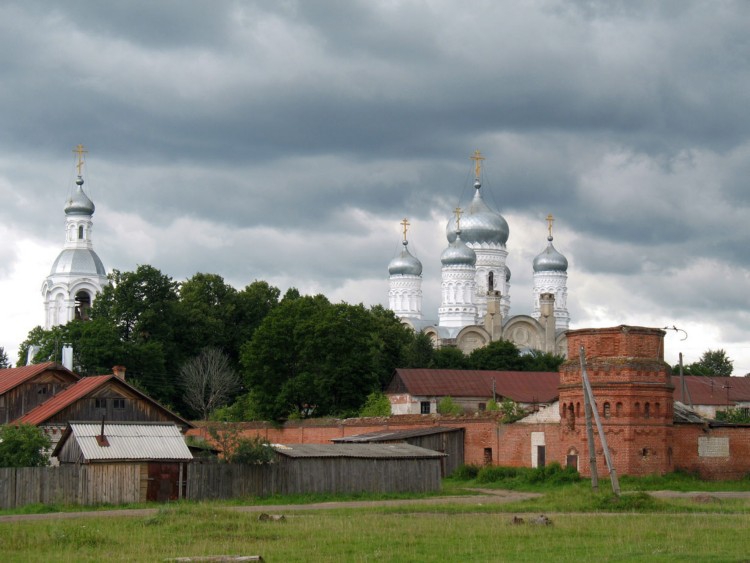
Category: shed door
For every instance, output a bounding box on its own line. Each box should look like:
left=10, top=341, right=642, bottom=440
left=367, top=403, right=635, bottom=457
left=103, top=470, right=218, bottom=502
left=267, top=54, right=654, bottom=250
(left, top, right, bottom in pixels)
left=147, top=462, right=180, bottom=501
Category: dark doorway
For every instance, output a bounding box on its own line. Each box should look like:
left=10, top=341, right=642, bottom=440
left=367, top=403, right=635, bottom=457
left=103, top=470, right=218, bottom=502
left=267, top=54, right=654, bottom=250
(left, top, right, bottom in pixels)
left=537, top=445, right=546, bottom=468
left=147, top=462, right=181, bottom=501
left=566, top=454, right=578, bottom=470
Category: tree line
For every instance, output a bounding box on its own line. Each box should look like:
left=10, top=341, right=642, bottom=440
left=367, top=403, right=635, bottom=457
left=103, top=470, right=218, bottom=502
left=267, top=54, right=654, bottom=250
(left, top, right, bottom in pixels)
left=19, top=265, right=564, bottom=421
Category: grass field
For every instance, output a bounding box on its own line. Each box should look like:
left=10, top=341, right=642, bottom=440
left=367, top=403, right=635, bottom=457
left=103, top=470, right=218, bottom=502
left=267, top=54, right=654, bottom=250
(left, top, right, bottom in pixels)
left=2, top=470, right=750, bottom=562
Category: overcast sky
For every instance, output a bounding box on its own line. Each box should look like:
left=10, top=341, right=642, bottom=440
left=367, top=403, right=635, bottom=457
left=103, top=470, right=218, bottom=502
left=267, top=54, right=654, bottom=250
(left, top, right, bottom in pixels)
left=1, top=0, right=749, bottom=374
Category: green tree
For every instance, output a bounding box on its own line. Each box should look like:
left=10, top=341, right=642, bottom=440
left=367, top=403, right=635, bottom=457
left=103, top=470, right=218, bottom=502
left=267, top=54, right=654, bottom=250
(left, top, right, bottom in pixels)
left=674, top=349, right=734, bottom=377
left=468, top=340, right=526, bottom=370
left=431, top=346, right=468, bottom=369
left=177, top=273, right=238, bottom=356
left=359, top=391, right=392, bottom=417
left=0, top=347, right=10, bottom=368
left=241, top=295, right=408, bottom=420
left=0, top=424, right=51, bottom=467
left=519, top=349, right=566, bottom=372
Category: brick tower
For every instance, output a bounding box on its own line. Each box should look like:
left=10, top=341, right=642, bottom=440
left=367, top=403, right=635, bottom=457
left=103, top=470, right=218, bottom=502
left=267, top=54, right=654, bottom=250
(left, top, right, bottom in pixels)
left=559, top=326, right=674, bottom=477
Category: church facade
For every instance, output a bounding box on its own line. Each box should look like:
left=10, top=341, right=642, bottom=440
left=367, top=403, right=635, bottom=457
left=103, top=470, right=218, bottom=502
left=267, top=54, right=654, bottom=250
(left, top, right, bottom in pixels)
left=388, top=151, right=569, bottom=356
left=42, top=145, right=108, bottom=329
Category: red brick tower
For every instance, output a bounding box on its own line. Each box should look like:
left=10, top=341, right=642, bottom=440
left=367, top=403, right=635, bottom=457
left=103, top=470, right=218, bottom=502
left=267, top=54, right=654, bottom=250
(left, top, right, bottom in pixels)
left=559, top=326, right=674, bottom=477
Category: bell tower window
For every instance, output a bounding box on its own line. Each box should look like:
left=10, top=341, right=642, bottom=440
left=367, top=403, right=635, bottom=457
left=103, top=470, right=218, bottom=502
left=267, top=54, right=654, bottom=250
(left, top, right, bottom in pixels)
left=78, top=225, right=84, bottom=239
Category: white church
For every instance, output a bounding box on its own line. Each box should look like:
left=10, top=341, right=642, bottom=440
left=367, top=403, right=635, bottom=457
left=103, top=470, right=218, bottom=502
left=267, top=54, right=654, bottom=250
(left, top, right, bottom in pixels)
left=388, top=151, right=570, bottom=356
left=41, top=145, right=108, bottom=329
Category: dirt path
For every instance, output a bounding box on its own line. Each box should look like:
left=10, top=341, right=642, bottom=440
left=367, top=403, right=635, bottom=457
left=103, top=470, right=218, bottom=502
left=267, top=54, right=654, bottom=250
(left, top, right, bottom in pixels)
left=0, top=490, right=540, bottom=524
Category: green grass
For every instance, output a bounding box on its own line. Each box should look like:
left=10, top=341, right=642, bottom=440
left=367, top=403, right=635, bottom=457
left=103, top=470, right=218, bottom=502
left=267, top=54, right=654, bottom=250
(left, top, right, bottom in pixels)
left=2, top=502, right=750, bottom=562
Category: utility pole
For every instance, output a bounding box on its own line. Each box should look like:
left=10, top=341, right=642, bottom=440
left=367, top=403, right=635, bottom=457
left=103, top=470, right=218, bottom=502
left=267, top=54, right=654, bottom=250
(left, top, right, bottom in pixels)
left=580, top=346, right=620, bottom=496
left=581, top=354, right=599, bottom=492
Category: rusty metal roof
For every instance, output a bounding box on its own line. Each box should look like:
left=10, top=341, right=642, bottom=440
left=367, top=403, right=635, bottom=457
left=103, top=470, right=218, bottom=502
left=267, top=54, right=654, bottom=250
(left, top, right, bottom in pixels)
left=0, top=362, right=78, bottom=395
left=388, top=369, right=559, bottom=403
left=14, top=374, right=192, bottom=428
left=272, top=443, right=446, bottom=459
left=673, top=376, right=750, bottom=406
left=54, top=422, right=192, bottom=462
left=332, top=427, right=462, bottom=443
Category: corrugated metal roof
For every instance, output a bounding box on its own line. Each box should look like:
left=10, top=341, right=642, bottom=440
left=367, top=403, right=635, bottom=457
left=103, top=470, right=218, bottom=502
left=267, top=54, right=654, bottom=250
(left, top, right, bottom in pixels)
left=332, top=427, right=462, bottom=443
left=673, top=376, right=750, bottom=406
left=389, top=369, right=559, bottom=403
left=14, top=375, right=113, bottom=425
left=272, top=443, right=446, bottom=459
left=0, top=362, right=77, bottom=395
left=62, top=422, right=192, bottom=462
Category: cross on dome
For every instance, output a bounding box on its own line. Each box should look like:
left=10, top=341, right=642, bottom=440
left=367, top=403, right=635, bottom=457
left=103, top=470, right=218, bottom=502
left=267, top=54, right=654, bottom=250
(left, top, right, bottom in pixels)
left=454, top=207, right=463, bottom=231
left=73, top=144, right=88, bottom=175
left=470, top=150, right=485, bottom=179
left=547, top=213, right=555, bottom=239
left=401, top=218, right=410, bottom=242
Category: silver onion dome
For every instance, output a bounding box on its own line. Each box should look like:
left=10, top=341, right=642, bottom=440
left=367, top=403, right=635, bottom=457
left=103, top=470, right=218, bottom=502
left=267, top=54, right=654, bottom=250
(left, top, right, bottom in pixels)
left=50, top=248, right=107, bottom=276
left=533, top=237, right=568, bottom=272
left=446, top=180, right=509, bottom=245
left=64, top=177, right=95, bottom=216
left=388, top=241, right=423, bottom=276
left=441, top=232, right=477, bottom=266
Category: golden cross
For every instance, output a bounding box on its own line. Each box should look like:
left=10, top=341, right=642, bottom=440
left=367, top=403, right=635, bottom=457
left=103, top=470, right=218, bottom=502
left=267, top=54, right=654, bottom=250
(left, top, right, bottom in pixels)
left=454, top=207, right=463, bottom=231
left=546, top=213, right=555, bottom=237
left=400, top=218, right=410, bottom=242
left=73, top=144, right=88, bottom=175
left=470, top=149, right=485, bottom=178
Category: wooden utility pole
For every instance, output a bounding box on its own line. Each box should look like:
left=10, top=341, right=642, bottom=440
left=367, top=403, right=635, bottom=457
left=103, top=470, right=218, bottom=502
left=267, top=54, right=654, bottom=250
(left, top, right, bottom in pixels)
left=580, top=349, right=599, bottom=492
left=580, top=346, right=620, bottom=496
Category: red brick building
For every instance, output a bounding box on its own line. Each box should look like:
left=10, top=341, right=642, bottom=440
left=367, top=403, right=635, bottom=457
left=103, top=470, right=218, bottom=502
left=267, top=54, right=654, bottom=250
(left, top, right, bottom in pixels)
left=195, top=325, right=750, bottom=480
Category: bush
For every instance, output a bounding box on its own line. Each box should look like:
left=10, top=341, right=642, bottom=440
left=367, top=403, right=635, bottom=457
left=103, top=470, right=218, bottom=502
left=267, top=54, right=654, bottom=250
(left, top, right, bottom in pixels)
left=475, top=462, right=580, bottom=485
left=437, top=396, right=464, bottom=416
left=359, top=392, right=392, bottom=417
left=477, top=466, right=519, bottom=483
left=230, top=436, right=275, bottom=465
left=451, top=464, right=481, bottom=480
left=0, top=424, right=51, bottom=467
left=593, top=491, right=656, bottom=511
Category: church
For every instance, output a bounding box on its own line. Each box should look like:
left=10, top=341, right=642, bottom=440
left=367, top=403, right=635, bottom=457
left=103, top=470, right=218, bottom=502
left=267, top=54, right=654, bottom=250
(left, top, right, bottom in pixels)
left=388, top=151, right=570, bottom=356
left=41, top=145, right=108, bottom=329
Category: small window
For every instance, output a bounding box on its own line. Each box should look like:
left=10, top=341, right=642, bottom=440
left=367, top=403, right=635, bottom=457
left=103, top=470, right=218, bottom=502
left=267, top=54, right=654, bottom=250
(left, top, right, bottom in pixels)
left=78, top=225, right=84, bottom=239
left=603, top=402, right=611, bottom=419
left=644, top=402, right=651, bottom=419
left=478, top=402, right=486, bottom=412
left=113, top=398, right=125, bottom=410
left=95, top=398, right=107, bottom=409
left=420, top=401, right=431, bottom=414
left=37, top=385, right=48, bottom=395
left=561, top=402, right=566, bottom=418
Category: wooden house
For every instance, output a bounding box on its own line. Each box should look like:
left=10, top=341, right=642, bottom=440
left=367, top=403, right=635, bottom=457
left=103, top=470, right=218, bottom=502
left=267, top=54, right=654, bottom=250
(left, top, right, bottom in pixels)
left=52, top=421, right=193, bottom=502
left=14, top=369, right=192, bottom=448
left=0, top=362, right=79, bottom=424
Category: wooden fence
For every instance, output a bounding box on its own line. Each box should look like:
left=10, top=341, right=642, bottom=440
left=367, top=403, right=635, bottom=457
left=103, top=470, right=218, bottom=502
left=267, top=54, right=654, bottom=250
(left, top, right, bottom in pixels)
left=1, top=457, right=443, bottom=510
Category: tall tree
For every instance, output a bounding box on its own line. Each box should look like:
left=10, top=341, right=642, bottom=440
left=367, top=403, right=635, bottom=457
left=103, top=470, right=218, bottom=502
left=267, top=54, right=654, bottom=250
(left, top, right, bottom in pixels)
left=180, top=347, right=240, bottom=420
left=685, top=349, right=734, bottom=377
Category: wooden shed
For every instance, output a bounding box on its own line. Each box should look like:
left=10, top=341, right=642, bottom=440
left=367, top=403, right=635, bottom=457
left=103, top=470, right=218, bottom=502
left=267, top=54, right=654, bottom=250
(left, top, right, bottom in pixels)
left=52, top=422, right=193, bottom=502
left=331, top=426, right=465, bottom=476
left=271, top=443, right=446, bottom=494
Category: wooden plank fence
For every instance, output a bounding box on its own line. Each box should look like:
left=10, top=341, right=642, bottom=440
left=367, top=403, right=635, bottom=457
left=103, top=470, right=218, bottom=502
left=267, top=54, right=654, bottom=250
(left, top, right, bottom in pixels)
left=1, top=458, right=442, bottom=509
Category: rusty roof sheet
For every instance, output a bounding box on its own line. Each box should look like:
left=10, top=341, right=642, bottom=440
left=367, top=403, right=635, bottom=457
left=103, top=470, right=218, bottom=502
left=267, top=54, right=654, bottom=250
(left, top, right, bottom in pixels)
left=55, top=422, right=192, bottom=462
left=0, top=362, right=78, bottom=395
left=14, top=375, right=113, bottom=425
left=389, top=369, right=559, bottom=403
left=332, top=427, right=462, bottom=443
left=673, top=376, right=750, bottom=406
left=14, top=375, right=192, bottom=428
left=272, top=443, right=446, bottom=459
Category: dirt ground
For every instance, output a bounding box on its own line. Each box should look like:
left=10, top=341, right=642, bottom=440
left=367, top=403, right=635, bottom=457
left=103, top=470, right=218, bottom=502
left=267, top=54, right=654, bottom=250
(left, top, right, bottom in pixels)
left=2, top=489, right=748, bottom=524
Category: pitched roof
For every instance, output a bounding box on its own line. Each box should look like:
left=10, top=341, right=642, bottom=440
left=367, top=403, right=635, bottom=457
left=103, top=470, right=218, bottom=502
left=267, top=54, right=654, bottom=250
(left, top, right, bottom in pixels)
left=53, top=422, right=193, bottom=462
left=673, top=376, right=750, bottom=406
left=14, top=375, right=192, bottom=428
left=0, top=362, right=78, bottom=395
left=388, top=369, right=559, bottom=403
left=272, top=443, right=446, bottom=459
left=332, top=427, right=462, bottom=443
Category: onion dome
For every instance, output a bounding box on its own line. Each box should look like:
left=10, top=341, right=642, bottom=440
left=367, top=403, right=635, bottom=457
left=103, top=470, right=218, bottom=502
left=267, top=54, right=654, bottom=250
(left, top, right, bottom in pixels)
left=533, top=236, right=568, bottom=272
left=388, top=241, right=423, bottom=276
left=446, top=180, right=509, bottom=245
left=64, top=177, right=95, bottom=216
left=50, top=248, right=107, bottom=276
left=505, top=264, right=511, bottom=282
left=441, top=232, right=476, bottom=266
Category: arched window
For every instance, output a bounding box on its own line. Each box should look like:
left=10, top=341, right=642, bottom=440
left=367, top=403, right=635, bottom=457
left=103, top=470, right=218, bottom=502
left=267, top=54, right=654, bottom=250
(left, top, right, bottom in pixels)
left=488, top=271, right=494, bottom=292
left=561, top=403, right=567, bottom=418
left=644, top=402, right=651, bottom=419
left=567, top=403, right=575, bottom=429
left=603, top=402, right=611, bottom=419
left=616, top=402, right=623, bottom=417
left=78, top=225, right=84, bottom=239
